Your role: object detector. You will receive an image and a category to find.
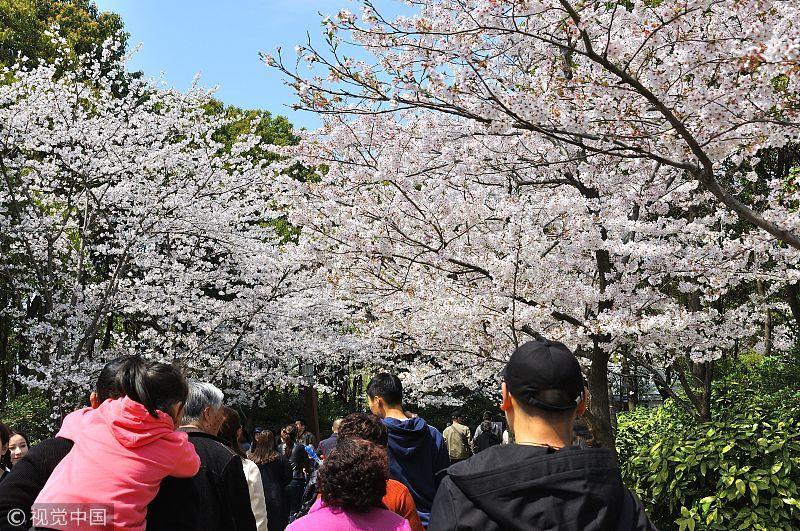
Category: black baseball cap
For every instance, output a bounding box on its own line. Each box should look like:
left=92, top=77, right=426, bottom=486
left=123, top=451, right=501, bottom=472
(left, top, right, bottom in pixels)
left=502, top=338, right=585, bottom=411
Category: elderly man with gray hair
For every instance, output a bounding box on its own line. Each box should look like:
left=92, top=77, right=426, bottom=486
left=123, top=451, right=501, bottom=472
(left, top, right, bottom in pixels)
left=147, top=381, right=257, bottom=531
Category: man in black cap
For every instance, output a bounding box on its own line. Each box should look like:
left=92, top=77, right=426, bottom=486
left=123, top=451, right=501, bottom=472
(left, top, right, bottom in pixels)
left=427, top=338, right=656, bottom=531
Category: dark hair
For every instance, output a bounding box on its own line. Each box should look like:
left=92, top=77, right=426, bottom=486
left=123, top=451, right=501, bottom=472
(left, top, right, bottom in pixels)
left=451, top=410, right=463, bottom=420
left=9, top=430, right=30, bottom=446
left=8, top=430, right=30, bottom=465
left=118, top=358, right=189, bottom=419
left=96, top=355, right=140, bottom=402
left=366, top=373, right=403, bottom=406
left=482, top=411, right=493, bottom=421
left=338, top=413, right=388, bottom=447
left=0, top=422, right=11, bottom=469
left=249, top=430, right=280, bottom=465
left=318, top=437, right=388, bottom=512
left=218, top=406, right=246, bottom=459
left=283, top=424, right=298, bottom=458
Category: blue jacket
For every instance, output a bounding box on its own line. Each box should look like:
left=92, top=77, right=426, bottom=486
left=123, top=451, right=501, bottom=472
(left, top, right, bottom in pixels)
left=383, top=416, right=450, bottom=526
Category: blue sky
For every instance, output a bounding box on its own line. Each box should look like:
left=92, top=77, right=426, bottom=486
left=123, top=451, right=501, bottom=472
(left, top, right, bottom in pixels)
left=93, top=1, right=401, bottom=130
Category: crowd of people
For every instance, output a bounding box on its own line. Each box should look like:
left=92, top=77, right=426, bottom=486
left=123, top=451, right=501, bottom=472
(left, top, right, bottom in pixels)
left=0, top=338, right=657, bottom=530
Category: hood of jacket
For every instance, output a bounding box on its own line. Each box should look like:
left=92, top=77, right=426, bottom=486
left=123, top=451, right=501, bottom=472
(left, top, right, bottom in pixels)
left=446, top=444, right=637, bottom=530
left=384, top=416, right=434, bottom=458
left=99, top=396, right=176, bottom=448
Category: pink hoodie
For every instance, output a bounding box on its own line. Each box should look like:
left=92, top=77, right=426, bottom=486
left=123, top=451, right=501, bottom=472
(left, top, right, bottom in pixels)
left=287, top=498, right=412, bottom=531
left=34, top=396, right=200, bottom=531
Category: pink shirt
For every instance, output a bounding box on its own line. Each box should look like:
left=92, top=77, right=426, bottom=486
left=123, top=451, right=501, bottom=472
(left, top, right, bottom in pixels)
left=287, top=498, right=412, bottom=531
left=34, top=397, right=200, bottom=531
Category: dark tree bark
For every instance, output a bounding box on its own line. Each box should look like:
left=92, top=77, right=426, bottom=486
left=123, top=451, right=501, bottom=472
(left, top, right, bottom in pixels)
left=585, top=339, right=614, bottom=450
left=691, top=361, right=714, bottom=422
left=302, top=385, right=320, bottom=444
left=787, top=282, right=800, bottom=332
left=101, top=313, right=114, bottom=351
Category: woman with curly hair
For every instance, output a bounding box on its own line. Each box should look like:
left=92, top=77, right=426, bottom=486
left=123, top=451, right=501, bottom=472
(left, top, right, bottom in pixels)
left=286, top=437, right=411, bottom=530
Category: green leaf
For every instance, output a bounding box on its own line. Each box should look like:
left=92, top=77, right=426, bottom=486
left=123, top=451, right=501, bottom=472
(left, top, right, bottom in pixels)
left=721, top=443, right=734, bottom=454
left=700, top=496, right=716, bottom=506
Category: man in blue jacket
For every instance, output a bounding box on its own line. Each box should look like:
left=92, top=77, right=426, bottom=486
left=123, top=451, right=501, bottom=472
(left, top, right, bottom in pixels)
left=367, top=373, right=450, bottom=527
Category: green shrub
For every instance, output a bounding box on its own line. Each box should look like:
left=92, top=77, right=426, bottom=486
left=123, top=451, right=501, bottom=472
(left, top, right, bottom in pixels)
left=617, top=402, right=687, bottom=464
left=621, top=389, right=800, bottom=531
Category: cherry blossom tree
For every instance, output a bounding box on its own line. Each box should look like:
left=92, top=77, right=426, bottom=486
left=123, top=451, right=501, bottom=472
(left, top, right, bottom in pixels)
left=274, top=0, right=800, bottom=247
left=269, top=0, right=800, bottom=447
left=275, top=110, right=796, bottom=447
left=0, top=42, right=370, bottom=416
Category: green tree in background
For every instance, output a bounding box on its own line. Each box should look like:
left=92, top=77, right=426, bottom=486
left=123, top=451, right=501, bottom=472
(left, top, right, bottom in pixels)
left=206, top=99, right=298, bottom=156
left=0, top=0, right=126, bottom=71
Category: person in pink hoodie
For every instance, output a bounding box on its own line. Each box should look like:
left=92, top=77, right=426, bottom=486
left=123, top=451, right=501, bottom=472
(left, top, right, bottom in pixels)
left=33, top=359, right=200, bottom=531
left=287, top=436, right=411, bottom=531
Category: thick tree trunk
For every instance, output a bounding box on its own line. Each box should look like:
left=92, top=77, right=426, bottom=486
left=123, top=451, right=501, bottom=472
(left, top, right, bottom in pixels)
left=675, top=357, right=714, bottom=422
left=583, top=237, right=616, bottom=452
left=786, top=282, right=800, bottom=332
left=620, top=351, right=637, bottom=411
left=585, top=342, right=614, bottom=451
left=691, top=360, right=714, bottom=421
left=302, top=385, right=320, bottom=444
left=702, top=361, right=713, bottom=421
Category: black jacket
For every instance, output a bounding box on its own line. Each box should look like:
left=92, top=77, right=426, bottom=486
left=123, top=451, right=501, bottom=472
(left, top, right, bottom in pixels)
left=257, top=455, right=292, bottom=531
left=287, top=442, right=309, bottom=481
left=427, top=444, right=657, bottom=531
left=158, top=429, right=256, bottom=531
left=0, top=437, right=73, bottom=531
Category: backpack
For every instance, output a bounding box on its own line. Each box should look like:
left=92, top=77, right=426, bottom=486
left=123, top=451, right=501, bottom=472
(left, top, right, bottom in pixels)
left=473, top=421, right=501, bottom=452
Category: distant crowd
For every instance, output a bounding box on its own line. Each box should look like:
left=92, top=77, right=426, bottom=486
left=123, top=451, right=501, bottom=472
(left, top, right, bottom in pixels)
left=0, top=338, right=657, bottom=530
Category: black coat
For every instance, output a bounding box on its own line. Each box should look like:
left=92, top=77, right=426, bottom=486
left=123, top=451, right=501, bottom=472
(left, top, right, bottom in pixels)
left=287, top=442, right=309, bottom=481
left=427, top=444, right=657, bottom=531
left=149, top=429, right=257, bottom=531
left=256, top=455, right=292, bottom=531
left=0, top=437, right=74, bottom=531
